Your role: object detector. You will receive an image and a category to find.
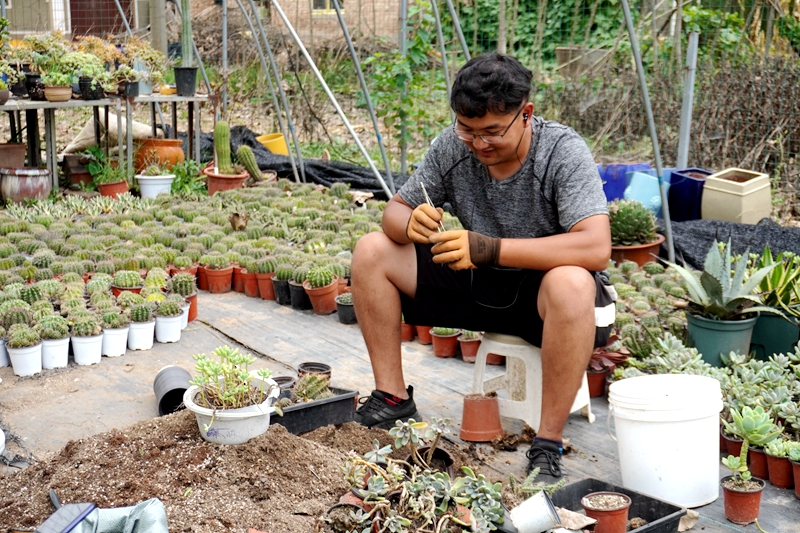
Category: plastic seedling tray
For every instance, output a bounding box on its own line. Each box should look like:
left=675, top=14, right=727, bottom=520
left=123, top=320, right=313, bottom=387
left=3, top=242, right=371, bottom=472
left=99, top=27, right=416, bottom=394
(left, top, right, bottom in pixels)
left=272, top=387, right=358, bottom=434
left=550, top=478, right=686, bottom=533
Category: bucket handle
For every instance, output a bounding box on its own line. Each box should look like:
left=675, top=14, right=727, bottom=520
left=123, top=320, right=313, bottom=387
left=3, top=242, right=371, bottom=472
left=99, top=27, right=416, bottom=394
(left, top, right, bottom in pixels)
left=606, top=404, right=617, bottom=442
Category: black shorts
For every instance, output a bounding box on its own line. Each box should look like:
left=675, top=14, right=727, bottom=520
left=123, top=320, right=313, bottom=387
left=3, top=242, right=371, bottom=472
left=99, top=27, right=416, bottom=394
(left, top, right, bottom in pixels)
left=400, top=244, right=613, bottom=348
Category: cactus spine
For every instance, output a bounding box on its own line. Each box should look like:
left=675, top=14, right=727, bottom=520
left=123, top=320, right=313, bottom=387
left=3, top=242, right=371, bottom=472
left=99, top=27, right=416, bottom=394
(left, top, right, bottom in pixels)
left=214, top=121, right=233, bottom=174
left=236, top=145, right=262, bottom=181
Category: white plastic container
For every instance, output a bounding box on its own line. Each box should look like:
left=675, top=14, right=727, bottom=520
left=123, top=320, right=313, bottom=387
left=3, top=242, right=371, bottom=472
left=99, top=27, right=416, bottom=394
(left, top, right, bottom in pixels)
left=71, top=335, right=103, bottom=366
left=136, top=174, right=175, bottom=199
left=0, top=338, right=9, bottom=367
left=42, top=337, right=70, bottom=369
left=8, top=343, right=42, bottom=376
left=608, top=374, right=722, bottom=507
left=128, top=320, right=155, bottom=351
left=509, top=490, right=561, bottom=533
left=155, top=315, right=182, bottom=343
left=180, top=302, right=190, bottom=330
left=102, top=327, right=130, bottom=357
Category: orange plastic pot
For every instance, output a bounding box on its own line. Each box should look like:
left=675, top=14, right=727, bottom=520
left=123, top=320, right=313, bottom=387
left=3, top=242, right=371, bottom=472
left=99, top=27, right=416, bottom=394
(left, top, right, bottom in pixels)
left=197, top=266, right=209, bottom=291
left=458, top=337, right=481, bottom=363
left=748, top=447, right=769, bottom=480
left=486, top=353, right=505, bottom=365
left=98, top=180, right=129, bottom=198
left=256, top=272, right=275, bottom=300
left=242, top=271, right=260, bottom=298
left=338, top=277, right=348, bottom=295
left=111, top=285, right=142, bottom=298
left=203, top=165, right=248, bottom=196
left=232, top=265, right=245, bottom=293
left=206, top=266, right=233, bottom=294
left=610, top=234, right=666, bottom=267
left=134, top=138, right=185, bottom=173
left=302, top=278, right=338, bottom=315
left=431, top=331, right=460, bottom=358
left=416, top=326, right=433, bottom=345
left=459, top=393, right=503, bottom=442
left=587, top=368, right=611, bottom=398
left=400, top=322, right=415, bottom=342
left=766, top=452, right=793, bottom=489
left=721, top=476, right=764, bottom=525
left=185, top=293, right=198, bottom=322
left=581, top=492, right=632, bottom=533
left=792, top=460, right=800, bottom=499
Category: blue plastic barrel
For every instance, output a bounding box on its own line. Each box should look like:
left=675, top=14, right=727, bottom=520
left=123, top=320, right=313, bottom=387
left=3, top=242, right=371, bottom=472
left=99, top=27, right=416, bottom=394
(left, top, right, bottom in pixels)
left=669, top=168, right=712, bottom=222
left=603, top=163, right=651, bottom=202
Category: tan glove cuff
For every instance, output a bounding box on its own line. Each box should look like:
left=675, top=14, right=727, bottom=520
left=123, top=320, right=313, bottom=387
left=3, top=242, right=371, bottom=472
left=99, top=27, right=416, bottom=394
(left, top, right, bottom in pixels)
left=468, top=231, right=500, bottom=267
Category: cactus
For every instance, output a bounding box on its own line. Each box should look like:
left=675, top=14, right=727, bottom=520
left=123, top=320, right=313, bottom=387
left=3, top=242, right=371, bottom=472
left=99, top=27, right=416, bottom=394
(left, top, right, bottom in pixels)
left=130, top=304, right=154, bottom=323
left=293, top=373, right=333, bottom=402
left=61, top=272, right=83, bottom=285
left=255, top=257, right=277, bottom=275
left=95, top=260, right=116, bottom=276
left=291, top=264, right=310, bottom=285
left=619, top=260, right=639, bottom=276
left=640, top=311, right=661, bottom=329
left=102, top=312, right=130, bottom=329
left=614, top=312, right=635, bottom=328
left=306, top=266, right=334, bottom=289
left=431, top=327, right=459, bottom=336
left=114, top=270, right=143, bottom=288
left=642, top=261, right=665, bottom=275
left=205, top=254, right=230, bottom=270
left=2, top=306, right=31, bottom=329
left=19, top=286, right=43, bottom=305
left=156, top=300, right=183, bottom=317
left=460, top=329, right=481, bottom=340
left=171, top=273, right=196, bottom=297
left=35, top=318, right=70, bottom=340
left=274, top=263, right=293, bottom=281
left=6, top=323, right=41, bottom=348
left=330, top=182, right=350, bottom=198
left=608, top=199, right=659, bottom=246
left=71, top=316, right=102, bottom=337
left=117, top=291, right=145, bottom=309
left=173, top=255, right=193, bottom=269
left=145, top=269, right=169, bottom=289
left=214, top=120, right=233, bottom=174
left=237, top=145, right=262, bottom=181
left=336, top=292, right=353, bottom=305
left=34, top=268, right=54, bottom=282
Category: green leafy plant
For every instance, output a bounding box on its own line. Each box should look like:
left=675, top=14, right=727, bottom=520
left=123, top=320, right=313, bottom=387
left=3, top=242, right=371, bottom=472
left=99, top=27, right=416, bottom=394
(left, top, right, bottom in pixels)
left=189, top=345, right=276, bottom=412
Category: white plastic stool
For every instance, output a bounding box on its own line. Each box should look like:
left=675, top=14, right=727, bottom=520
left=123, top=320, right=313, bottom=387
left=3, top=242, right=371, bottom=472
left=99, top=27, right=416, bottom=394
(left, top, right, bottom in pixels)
left=472, top=332, right=595, bottom=431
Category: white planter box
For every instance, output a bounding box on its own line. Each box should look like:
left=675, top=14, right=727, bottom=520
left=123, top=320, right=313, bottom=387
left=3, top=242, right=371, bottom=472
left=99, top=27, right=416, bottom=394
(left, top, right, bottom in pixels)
left=136, top=174, right=175, bottom=199
left=155, top=315, right=182, bottom=343
left=701, top=168, right=771, bottom=224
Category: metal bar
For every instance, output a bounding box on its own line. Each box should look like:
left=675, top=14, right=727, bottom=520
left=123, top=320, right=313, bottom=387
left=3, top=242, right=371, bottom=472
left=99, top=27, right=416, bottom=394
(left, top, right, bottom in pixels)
left=195, top=102, right=201, bottom=163
left=113, top=0, right=134, bottom=36
left=25, top=109, right=39, bottom=167
left=150, top=103, right=157, bottom=137
left=430, top=0, right=454, bottom=121
left=188, top=102, right=194, bottom=159
left=117, top=100, right=123, bottom=170
left=444, top=0, right=471, bottom=60
left=104, top=105, right=110, bottom=157
left=171, top=102, right=178, bottom=139
left=399, top=0, right=408, bottom=178
left=270, top=0, right=393, bottom=198
left=620, top=0, right=674, bottom=263
left=222, top=0, right=228, bottom=115
left=44, top=109, right=58, bottom=188
left=240, top=0, right=302, bottom=184
left=248, top=0, right=305, bottom=183
left=126, top=99, right=134, bottom=177
left=331, top=0, right=395, bottom=193
left=93, top=107, right=101, bottom=146
left=676, top=31, right=698, bottom=170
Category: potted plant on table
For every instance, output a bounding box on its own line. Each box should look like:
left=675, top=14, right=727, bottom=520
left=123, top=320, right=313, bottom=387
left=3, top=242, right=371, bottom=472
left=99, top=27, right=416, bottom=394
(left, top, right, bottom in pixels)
left=203, top=120, right=248, bottom=195
left=664, top=239, right=781, bottom=367
left=174, top=0, right=198, bottom=96
left=61, top=51, right=110, bottom=100
left=608, top=199, right=664, bottom=267
left=122, top=36, right=168, bottom=95
left=183, top=345, right=280, bottom=445
left=6, top=323, right=42, bottom=377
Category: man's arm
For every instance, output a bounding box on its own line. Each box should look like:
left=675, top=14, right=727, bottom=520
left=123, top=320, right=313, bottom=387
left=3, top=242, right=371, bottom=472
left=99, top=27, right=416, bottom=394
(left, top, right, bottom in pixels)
left=382, top=195, right=414, bottom=244
left=382, top=194, right=444, bottom=245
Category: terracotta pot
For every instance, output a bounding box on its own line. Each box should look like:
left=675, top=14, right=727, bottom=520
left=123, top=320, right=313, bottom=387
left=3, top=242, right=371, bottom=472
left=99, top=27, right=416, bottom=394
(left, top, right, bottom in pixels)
left=766, top=452, right=793, bottom=489
left=431, top=331, right=460, bottom=358
left=458, top=337, right=481, bottom=363
left=197, top=265, right=209, bottom=291
left=44, top=86, right=72, bottom=102
left=581, top=492, right=632, bottom=533
left=0, top=88, right=9, bottom=105
left=97, top=180, right=129, bottom=198
left=232, top=265, right=245, bottom=293
left=69, top=170, right=93, bottom=188
left=400, top=322, right=415, bottom=342
left=587, top=367, right=611, bottom=398
left=486, top=352, right=506, bottom=365
left=748, top=446, right=769, bottom=480
left=134, top=138, right=185, bottom=173
left=206, top=266, right=233, bottom=294
left=338, top=277, right=348, bottom=295
left=610, top=234, right=666, bottom=267
left=242, top=271, right=260, bottom=298
left=302, top=278, right=339, bottom=315
left=459, top=393, right=503, bottom=442
left=111, top=285, right=143, bottom=297
left=792, top=460, right=800, bottom=499
left=0, top=167, right=52, bottom=203
left=721, top=475, right=764, bottom=525
left=0, top=143, right=27, bottom=167
left=256, top=272, right=275, bottom=300
left=203, top=165, right=248, bottom=196
left=185, top=293, right=198, bottom=322
left=416, top=325, right=433, bottom=345
left=171, top=265, right=198, bottom=277
left=726, top=433, right=744, bottom=457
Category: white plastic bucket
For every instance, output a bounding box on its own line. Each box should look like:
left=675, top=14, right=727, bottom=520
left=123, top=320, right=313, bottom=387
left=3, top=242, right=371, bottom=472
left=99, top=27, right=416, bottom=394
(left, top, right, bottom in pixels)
left=608, top=374, right=722, bottom=508
left=136, top=174, right=175, bottom=199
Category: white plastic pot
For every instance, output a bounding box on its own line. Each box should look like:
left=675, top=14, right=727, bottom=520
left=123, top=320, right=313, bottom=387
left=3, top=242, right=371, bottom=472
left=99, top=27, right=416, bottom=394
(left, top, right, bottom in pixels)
left=155, top=314, right=182, bottom=343
left=0, top=338, right=9, bottom=367
left=8, top=343, right=42, bottom=376
left=71, top=334, right=103, bottom=366
left=509, top=490, right=561, bottom=533
left=183, top=375, right=280, bottom=445
left=180, top=302, right=190, bottom=330
left=128, top=320, right=155, bottom=351
left=42, top=337, right=70, bottom=369
left=102, top=327, right=130, bottom=357
left=136, top=174, right=175, bottom=199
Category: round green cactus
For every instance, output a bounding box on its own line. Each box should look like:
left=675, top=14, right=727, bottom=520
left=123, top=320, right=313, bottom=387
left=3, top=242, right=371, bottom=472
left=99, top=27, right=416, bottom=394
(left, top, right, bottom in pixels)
left=2, top=306, right=31, bottom=329
left=306, top=266, right=334, bottom=289
left=255, top=257, right=277, bottom=275
left=19, top=286, right=43, bottom=305
left=171, top=273, right=196, bottom=297
left=609, top=199, right=658, bottom=246
left=35, top=317, right=70, bottom=340
left=145, top=268, right=169, bottom=289
left=432, top=327, right=459, bottom=336
left=173, top=255, right=193, bottom=269
left=274, top=264, right=293, bottom=281
left=614, top=312, right=635, bottom=328
left=336, top=292, right=353, bottom=305
left=6, top=323, right=41, bottom=348
left=113, top=270, right=143, bottom=288
left=460, top=329, right=481, bottom=340
left=156, top=300, right=183, bottom=317
left=71, top=315, right=102, bottom=337
left=291, top=264, right=311, bottom=285
left=205, top=254, right=230, bottom=270
left=117, top=291, right=145, bottom=309
left=130, top=304, right=154, bottom=323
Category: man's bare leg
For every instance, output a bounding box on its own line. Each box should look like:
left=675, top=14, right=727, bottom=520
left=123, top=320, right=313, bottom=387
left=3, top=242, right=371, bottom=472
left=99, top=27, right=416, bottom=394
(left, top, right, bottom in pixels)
left=351, top=232, right=418, bottom=400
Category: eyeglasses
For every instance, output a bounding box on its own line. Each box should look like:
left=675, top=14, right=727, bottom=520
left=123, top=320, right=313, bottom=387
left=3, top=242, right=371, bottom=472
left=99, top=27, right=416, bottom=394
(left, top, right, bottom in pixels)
left=453, top=106, right=524, bottom=145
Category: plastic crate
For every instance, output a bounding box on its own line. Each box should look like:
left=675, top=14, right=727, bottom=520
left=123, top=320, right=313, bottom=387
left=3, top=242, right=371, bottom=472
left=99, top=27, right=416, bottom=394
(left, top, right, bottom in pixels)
left=272, top=387, right=358, bottom=434
left=550, top=478, right=686, bottom=533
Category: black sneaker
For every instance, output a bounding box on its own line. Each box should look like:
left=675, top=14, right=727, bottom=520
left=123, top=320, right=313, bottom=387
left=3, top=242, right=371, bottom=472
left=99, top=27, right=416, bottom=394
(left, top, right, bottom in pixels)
left=354, top=386, right=420, bottom=430
left=525, top=440, right=563, bottom=482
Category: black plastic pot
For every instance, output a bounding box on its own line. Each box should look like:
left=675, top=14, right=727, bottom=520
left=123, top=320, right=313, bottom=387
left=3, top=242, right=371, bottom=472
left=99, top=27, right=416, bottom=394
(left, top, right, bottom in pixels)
left=153, top=365, right=192, bottom=416
left=9, top=65, right=29, bottom=96
left=336, top=300, right=357, bottom=324
left=273, top=278, right=291, bottom=306
left=173, top=66, right=198, bottom=97
left=272, top=387, right=358, bottom=434
left=289, top=281, right=313, bottom=310
left=78, top=77, right=104, bottom=100
left=125, top=81, right=140, bottom=97
left=25, top=73, right=45, bottom=101
left=298, top=362, right=332, bottom=380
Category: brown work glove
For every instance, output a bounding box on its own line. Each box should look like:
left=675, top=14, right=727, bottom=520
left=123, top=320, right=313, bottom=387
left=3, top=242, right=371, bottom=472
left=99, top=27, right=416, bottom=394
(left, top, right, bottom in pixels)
left=430, top=230, right=500, bottom=270
left=406, top=203, right=444, bottom=243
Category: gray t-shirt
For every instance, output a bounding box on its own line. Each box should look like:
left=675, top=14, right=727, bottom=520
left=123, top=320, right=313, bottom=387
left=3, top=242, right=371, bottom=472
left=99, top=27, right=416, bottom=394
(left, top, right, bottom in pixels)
left=399, top=116, right=608, bottom=238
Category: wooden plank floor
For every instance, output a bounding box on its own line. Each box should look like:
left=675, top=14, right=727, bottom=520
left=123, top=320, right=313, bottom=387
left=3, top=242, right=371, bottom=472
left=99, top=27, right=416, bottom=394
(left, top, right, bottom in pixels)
left=201, top=291, right=800, bottom=533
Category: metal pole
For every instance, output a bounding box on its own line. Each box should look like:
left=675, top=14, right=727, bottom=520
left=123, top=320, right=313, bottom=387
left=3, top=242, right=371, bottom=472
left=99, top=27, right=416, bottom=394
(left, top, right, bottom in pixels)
left=620, top=0, right=674, bottom=263
left=331, top=0, right=395, bottom=193
left=271, top=0, right=393, bottom=198
left=239, top=0, right=302, bottom=183
left=221, top=0, right=228, bottom=115
left=248, top=0, right=306, bottom=183
left=172, top=0, right=213, bottom=94
left=430, top=0, right=454, bottom=121
left=676, top=31, right=698, bottom=170
left=1, top=1, right=6, bottom=19
left=113, top=0, right=134, bottom=35
left=444, top=0, right=470, bottom=60
left=399, top=0, right=408, bottom=178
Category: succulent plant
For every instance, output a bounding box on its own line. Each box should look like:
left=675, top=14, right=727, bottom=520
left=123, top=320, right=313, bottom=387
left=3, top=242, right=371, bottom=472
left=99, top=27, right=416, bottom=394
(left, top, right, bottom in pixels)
left=255, top=257, right=277, bottom=275
left=35, top=317, right=70, bottom=340
left=336, top=292, right=353, bottom=305
left=113, top=270, right=143, bottom=288
left=117, top=291, right=146, bottom=309
left=156, top=300, right=183, bottom=317
left=145, top=268, right=169, bottom=289
left=432, top=327, right=459, bottom=336
left=71, top=315, right=102, bottom=337
left=293, top=373, right=333, bottom=402
left=101, top=312, right=130, bottom=329
left=171, top=273, right=196, bottom=297
left=274, top=264, right=293, bottom=281
left=205, top=254, right=230, bottom=270
left=173, top=255, right=193, bottom=269
left=608, top=199, right=659, bottom=246
left=19, top=286, right=44, bottom=305
left=6, top=323, right=41, bottom=348
left=2, top=306, right=31, bottom=329
left=306, top=266, right=334, bottom=289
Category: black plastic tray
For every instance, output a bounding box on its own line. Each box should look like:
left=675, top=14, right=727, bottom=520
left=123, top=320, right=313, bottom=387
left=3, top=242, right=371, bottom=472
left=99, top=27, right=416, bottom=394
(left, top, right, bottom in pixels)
left=550, top=478, right=686, bottom=533
left=272, top=387, right=358, bottom=434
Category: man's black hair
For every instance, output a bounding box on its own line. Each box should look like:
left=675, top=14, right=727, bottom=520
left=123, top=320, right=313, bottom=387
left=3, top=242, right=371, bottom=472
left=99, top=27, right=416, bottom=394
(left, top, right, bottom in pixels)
left=450, top=52, right=532, bottom=118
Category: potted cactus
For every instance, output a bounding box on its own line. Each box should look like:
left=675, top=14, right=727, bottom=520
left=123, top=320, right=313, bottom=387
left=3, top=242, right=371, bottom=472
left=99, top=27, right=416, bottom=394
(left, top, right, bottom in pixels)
left=289, top=264, right=313, bottom=311
left=608, top=199, right=664, bottom=267
left=458, top=330, right=482, bottom=363
left=171, top=272, right=197, bottom=322
left=430, top=327, right=461, bottom=358
left=172, top=255, right=197, bottom=276
left=100, top=311, right=130, bottom=357
left=240, top=258, right=260, bottom=298
left=272, top=263, right=293, bottom=306
left=203, top=121, right=248, bottom=195
left=71, top=315, right=103, bottom=366
left=111, top=270, right=144, bottom=297
left=401, top=315, right=415, bottom=342
left=254, top=257, right=277, bottom=300
left=128, top=303, right=156, bottom=351
left=303, top=265, right=338, bottom=315
left=204, top=254, right=233, bottom=294
left=154, top=300, right=183, bottom=343
left=173, top=0, right=198, bottom=96
left=334, top=292, right=356, bottom=324
left=35, top=315, right=70, bottom=369
left=6, top=323, right=42, bottom=377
